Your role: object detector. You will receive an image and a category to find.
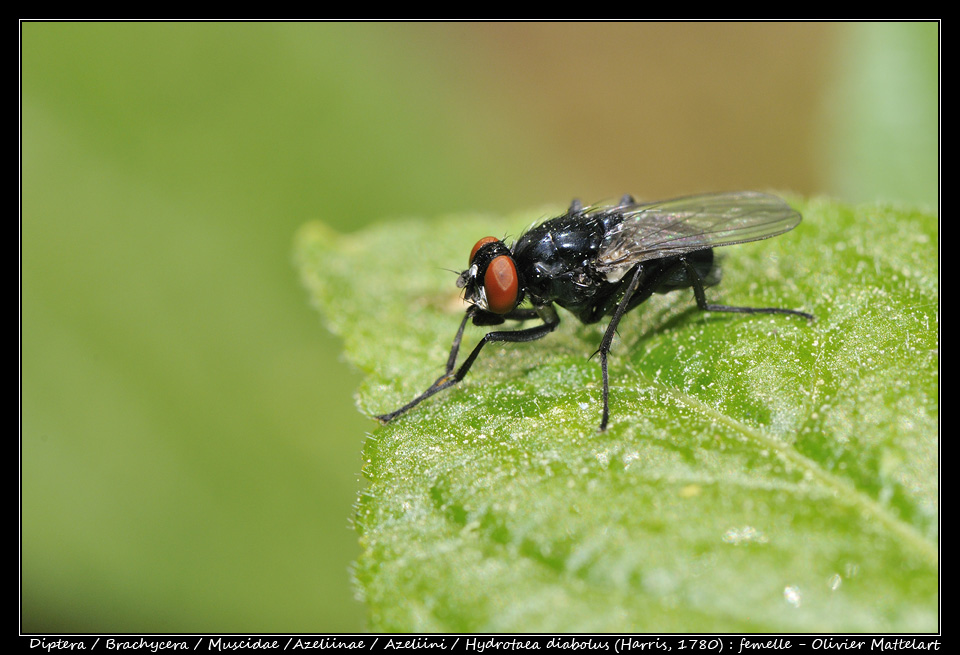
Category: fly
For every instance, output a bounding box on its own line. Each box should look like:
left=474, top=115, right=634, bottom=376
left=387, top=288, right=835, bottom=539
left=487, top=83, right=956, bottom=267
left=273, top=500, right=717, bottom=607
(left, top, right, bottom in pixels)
left=377, top=191, right=814, bottom=430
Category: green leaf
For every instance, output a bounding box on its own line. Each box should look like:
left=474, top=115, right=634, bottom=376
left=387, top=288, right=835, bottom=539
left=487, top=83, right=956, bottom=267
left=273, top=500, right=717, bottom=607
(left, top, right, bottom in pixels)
left=296, top=197, right=938, bottom=632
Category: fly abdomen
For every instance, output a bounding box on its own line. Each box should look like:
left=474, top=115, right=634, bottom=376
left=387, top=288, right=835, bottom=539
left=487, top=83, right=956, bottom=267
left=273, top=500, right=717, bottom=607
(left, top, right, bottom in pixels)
left=653, top=249, right=720, bottom=293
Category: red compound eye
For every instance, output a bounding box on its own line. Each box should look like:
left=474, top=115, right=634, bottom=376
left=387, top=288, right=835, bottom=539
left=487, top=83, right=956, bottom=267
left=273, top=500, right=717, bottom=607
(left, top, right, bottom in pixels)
left=484, top=255, right=519, bottom=314
left=469, top=236, right=500, bottom=264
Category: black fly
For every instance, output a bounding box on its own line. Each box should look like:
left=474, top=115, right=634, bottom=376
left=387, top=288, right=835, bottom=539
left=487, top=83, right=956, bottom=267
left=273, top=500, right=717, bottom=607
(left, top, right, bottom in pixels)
left=377, top=191, right=814, bottom=430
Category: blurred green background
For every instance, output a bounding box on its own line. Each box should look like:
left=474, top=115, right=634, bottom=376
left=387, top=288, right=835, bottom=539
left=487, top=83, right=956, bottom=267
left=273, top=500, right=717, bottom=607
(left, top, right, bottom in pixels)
left=21, top=22, right=937, bottom=632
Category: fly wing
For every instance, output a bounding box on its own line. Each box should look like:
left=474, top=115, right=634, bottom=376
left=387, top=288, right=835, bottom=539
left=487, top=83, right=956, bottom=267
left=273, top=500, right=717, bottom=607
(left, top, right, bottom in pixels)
left=596, top=192, right=801, bottom=272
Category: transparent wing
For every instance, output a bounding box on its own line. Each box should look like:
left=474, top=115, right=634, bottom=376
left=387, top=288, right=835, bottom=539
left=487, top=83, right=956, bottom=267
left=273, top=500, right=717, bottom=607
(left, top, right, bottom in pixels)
left=595, top=191, right=801, bottom=271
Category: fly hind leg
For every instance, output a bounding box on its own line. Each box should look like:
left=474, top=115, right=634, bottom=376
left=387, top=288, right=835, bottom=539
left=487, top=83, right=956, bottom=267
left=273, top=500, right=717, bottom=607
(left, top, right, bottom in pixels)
left=594, top=257, right=812, bottom=431
left=680, top=257, right=814, bottom=320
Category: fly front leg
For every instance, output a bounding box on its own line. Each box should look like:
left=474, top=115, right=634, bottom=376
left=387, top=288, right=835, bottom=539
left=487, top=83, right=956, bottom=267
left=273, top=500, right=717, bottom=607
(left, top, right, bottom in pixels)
left=680, top=257, right=814, bottom=320
left=376, top=310, right=473, bottom=423
left=376, top=305, right=561, bottom=424
left=453, top=304, right=560, bottom=385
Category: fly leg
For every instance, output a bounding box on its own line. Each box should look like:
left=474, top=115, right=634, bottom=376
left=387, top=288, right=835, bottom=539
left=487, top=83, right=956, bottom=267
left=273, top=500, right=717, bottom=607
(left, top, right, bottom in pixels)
left=375, top=310, right=472, bottom=423
left=596, top=265, right=646, bottom=431
left=680, top=257, right=814, bottom=320
left=376, top=305, right=560, bottom=424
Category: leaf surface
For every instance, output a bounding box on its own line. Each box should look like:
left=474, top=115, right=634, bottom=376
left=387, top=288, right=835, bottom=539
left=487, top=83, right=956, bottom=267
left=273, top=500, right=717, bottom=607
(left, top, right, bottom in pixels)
left=296, top=198, right=938, bottom=632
